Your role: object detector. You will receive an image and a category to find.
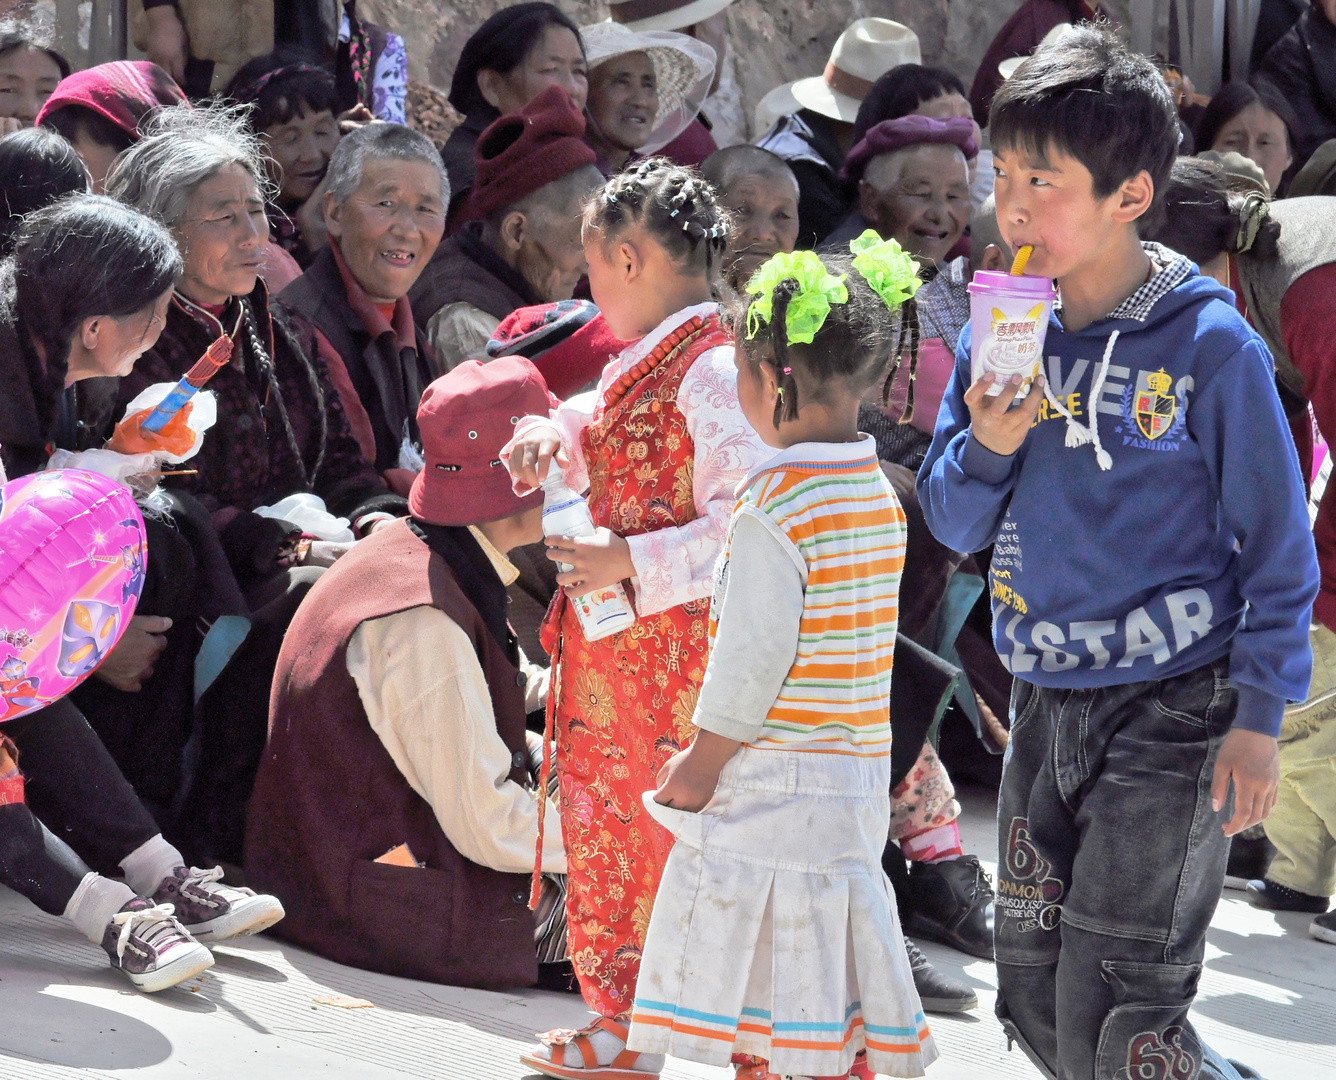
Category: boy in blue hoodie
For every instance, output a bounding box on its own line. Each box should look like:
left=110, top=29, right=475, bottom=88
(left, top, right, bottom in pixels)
left=918, top=26, right=1318, bottom=1080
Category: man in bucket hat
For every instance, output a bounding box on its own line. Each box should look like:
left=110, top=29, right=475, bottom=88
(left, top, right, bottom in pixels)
left=245, top=357, right=573, bottom=991
left=755, top=18, right=920, bottom=247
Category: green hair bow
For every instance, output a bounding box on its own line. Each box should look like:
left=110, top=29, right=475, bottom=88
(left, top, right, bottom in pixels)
left=849, top=230, right=922, bottom=309
left=744, top=250, right=848, bottom=345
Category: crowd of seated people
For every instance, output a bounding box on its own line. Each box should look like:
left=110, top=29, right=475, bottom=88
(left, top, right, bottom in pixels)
left=0, top=0, right=1333, bottom=1048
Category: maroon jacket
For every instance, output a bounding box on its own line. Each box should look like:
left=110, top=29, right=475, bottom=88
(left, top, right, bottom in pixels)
left=244, top=519, right=538, bottom=988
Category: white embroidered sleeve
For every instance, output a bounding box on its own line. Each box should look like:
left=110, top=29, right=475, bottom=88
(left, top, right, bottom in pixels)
left=501, top=366, right=616, bottom=496
left=624, top=345, right=770, bottom=616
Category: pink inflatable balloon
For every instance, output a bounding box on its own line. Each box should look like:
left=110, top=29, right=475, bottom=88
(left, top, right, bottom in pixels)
left=0, top=470, right=146, bottom=721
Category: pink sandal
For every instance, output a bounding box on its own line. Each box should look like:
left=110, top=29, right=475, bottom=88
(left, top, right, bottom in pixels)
left=520, top=1016, right=661, bottom=1080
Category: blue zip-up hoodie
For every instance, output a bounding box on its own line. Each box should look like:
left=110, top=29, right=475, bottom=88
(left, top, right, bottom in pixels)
left=917, top=251, right=1318, bottom=736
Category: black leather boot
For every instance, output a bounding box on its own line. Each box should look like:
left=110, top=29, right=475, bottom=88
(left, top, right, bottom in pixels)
left=905, top=854, right=996, bottom=960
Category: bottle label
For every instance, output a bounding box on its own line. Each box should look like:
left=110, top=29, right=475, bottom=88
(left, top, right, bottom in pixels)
left=543, top=495, right=587, bottom=515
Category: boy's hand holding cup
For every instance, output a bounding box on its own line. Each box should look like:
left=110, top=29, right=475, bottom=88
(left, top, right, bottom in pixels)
left=964, top=245, right=1052, bottom=456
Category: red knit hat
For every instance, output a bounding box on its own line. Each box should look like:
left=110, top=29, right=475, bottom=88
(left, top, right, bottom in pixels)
left=408, top=357, right=558, bottom=526
left=465, top=84, right=599, bottom=221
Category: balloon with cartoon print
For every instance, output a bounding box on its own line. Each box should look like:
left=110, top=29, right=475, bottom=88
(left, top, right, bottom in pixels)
left=0, top=470, right=146, bottom=721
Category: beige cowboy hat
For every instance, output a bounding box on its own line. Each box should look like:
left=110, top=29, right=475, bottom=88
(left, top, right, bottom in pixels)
left=581, top=20, right=716, bottom=153
left=607, top=0, right=735, bottom=33
left=775, top=19, right=921, bottom=127
left=998, top=22, right=1075, bottom=80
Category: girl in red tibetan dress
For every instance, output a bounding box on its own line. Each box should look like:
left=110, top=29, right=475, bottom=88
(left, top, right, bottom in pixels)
left=504, top=159, right=769, bottom=1080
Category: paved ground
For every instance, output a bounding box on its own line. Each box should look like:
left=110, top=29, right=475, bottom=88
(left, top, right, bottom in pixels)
left=0, top=787, right=1331, bottom=1080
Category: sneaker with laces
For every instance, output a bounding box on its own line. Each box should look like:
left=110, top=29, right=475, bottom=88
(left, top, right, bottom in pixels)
left=101, top=897, right=214, bottom=992
left=152, top=866, right=285, bottom=943
left=906, top=938, right=978, bottom=1012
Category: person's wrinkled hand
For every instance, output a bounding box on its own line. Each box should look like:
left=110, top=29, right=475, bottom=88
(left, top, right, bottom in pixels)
left=337, top=103, right=375, bottom=135
left=302, top=540, right=354, bottom=567
left=0, top=118, right=23, bottom=136
left=546, top=528, right=633, bottom=595
left=506, top=425, right=569, bottom=492
left=144, top=5, right=189, bottom=84
left=94, top=615, right=172, bottom=692
left=880, top=461, right=918, bottom=504
left=1211, top=727, right=1280, bottom=836
left=965, top=372, right=1045, bottom=457
left=298, top=174, right=331, bottom=253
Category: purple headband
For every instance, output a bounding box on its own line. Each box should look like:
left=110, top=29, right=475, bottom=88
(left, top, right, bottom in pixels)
left=841, top=115, right=979, bottom=183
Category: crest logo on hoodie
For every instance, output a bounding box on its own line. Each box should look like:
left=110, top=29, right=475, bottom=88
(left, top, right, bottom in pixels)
left=1115, top=368, right=1188, bottom=452
left=1134, top=369, right=1177, bottom=440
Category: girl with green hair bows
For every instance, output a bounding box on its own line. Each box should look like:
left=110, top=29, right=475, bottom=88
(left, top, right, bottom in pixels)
left=738, top=230, right=924, bottom=426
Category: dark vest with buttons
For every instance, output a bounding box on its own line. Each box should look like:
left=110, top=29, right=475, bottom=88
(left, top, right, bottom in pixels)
left=244, top=518, right=537, bottom=989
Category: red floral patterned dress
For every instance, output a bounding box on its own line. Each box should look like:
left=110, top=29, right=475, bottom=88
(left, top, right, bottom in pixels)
left=539, top=314, right=730, bottom=1019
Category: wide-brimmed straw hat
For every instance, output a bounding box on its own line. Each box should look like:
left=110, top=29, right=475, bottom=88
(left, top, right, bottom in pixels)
left=608, top=0, right=735, bottom=33
left=755, top=19, right=920, bottom=133
left=581, top=20, right=716, bottom=154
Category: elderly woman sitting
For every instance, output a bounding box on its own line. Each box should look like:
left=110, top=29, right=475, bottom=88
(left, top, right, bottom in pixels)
left=279, top=122, right=446, bottom=485
left=104, top=103, right=399, bottom=864
left=835, top=114, right=978, bottom=451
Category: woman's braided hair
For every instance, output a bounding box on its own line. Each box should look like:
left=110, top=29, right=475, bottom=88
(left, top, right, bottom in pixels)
left=237, top=299, right=327, bottom=490
left=726, top=252, right=919, bottom=428
left=583, top=157, right=730, bottom=281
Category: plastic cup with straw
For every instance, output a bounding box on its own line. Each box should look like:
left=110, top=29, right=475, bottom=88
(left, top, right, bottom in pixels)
left=966, top=244, right=1055, bottom=398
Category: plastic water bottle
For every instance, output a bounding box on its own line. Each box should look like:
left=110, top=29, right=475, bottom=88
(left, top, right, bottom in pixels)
left=540, top=467, right=636, bottom=641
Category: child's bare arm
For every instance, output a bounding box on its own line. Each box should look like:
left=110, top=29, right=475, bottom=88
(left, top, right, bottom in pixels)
left=653, top=730, right=743, bottom=813
left=1211, top=728, right=1280, bottom=836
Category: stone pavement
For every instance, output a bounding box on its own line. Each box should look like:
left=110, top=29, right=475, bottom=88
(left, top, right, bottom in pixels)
left=0, top=786, right=1331, bottom=1080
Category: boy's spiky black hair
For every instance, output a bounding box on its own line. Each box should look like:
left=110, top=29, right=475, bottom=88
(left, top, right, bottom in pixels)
left=989, top=24, right=1179, bottom=232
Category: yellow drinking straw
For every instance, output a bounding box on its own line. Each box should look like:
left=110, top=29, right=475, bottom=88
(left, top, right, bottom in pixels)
left=1010, top=244, right=1034, bottom=275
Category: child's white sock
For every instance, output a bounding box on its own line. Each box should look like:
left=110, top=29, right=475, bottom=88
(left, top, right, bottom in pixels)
left=120, top=834, right=184, bottom=896
left=64, top=872, right=136, bottom=944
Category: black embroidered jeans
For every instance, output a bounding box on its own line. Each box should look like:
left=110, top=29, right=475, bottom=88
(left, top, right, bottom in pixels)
left=994, top=659, right=1256, bottom=1080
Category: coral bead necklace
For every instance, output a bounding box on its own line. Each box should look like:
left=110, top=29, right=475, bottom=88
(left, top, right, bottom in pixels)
left=602, top=315, right=709, bottom=408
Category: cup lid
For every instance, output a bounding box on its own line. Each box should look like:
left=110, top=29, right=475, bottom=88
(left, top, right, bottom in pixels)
left=968, top=270, right=1057, bottom=299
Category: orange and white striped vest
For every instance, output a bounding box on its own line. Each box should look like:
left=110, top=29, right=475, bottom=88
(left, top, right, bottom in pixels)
left=712, top=443, right=905, bottom=757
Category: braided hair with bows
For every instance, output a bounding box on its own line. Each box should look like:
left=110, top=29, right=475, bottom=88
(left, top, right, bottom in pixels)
left=727, top=251, right=919, bottom=429
left=583, top=157, right=730, bottom=281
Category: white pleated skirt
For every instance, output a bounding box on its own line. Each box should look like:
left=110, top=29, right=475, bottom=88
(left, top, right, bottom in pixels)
left=626, top=745, right=937, bottom=1077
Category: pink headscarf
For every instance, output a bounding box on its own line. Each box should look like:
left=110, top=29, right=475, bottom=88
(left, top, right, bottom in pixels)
left=35, top=61, right=187, bottom=139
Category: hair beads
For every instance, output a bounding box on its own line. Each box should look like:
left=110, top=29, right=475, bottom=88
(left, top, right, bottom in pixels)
left=585, top=158, right=731, bottom=279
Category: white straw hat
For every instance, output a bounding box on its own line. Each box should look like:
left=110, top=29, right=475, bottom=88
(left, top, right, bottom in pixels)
left=998, top=22, right=1076, bottom=80
left=581, top=21, right=716, bottom=154
left=785, top=19, right=921, bottom=124
left=607, top=0, right=735, bottom=33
